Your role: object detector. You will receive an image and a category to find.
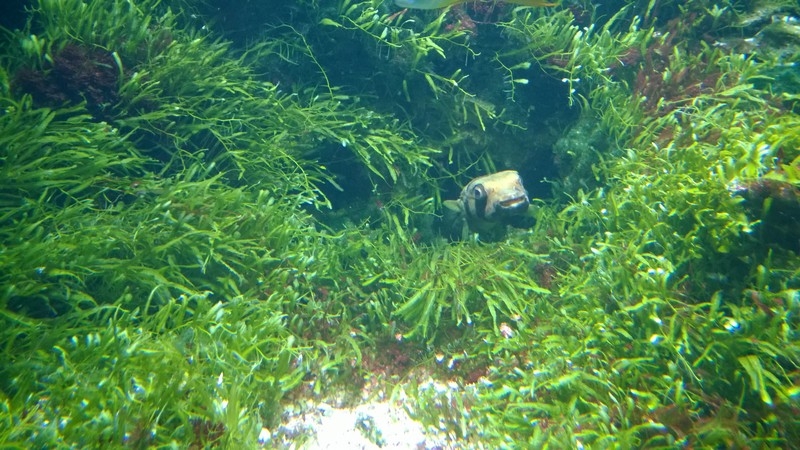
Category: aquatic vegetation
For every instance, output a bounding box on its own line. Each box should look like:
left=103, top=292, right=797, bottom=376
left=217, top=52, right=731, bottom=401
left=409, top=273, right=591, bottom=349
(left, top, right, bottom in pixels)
left=1, top=0, right=799, bottom=448
left=396, top=0, right=557, bottom=10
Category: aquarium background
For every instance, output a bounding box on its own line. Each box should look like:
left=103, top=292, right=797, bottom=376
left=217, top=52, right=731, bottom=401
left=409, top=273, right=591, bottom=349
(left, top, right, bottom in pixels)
left=1, top=0, right=799, bottom=448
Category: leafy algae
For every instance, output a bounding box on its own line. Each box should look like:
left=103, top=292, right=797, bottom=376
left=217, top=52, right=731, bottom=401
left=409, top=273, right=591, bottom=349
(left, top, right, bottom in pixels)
left=1, top=0, right=799, bottom=448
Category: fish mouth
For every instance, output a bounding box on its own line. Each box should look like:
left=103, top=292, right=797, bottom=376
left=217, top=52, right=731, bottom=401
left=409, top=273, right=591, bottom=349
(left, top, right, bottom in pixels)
left=498, top=196, right=529, bottom=209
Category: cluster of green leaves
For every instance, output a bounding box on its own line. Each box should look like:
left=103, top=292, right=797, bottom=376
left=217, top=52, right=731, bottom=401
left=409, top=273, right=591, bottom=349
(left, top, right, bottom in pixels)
left=0, top=93, right=332, bottom=315
left=498, top=7, right=651, bottom=108
left=266, top=0, right=552, bottom=176
left=115, top=34, right=439, bottom=189
left=0, top=0, right=445, bottom=447
left=2, top=0, right=800, bottom=448
left=341, top=220, right=551, bottom=343
left=2, top=295, right=301, bottom=448
left=438, top=6, right=800, bottom=448
left=317, top=0, right=498, bottom=128
left=0, top=93, right=339, bottom=446
left=405, top=379, right=481, bottom=443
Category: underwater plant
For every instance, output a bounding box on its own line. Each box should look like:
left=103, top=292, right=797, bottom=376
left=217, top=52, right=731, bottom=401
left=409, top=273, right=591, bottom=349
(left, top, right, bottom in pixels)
left=1, top=0, right=799, bottom=448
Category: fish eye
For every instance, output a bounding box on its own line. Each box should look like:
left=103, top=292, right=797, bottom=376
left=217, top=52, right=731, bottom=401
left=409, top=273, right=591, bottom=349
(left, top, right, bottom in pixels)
left=472, top=185, right=486, bottom=199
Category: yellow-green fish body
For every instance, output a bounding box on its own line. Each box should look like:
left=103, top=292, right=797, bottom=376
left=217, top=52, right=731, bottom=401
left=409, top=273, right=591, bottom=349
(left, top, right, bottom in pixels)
left=444, top=170, right=533, bottom=241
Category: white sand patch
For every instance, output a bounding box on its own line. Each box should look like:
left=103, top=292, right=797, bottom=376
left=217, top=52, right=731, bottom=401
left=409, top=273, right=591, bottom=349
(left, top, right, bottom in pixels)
left=268, top=398, right=450, bottom=449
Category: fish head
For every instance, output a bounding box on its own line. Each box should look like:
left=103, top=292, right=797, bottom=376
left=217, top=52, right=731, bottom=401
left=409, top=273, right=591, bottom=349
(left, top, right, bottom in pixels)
left=461, top=170, right=530, bottom=222
left=443, top=170, right=531, bottom=241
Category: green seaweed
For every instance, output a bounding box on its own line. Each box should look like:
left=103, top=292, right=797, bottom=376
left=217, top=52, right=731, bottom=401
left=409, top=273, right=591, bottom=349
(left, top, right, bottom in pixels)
left=1, top=0, right=800, bottom=447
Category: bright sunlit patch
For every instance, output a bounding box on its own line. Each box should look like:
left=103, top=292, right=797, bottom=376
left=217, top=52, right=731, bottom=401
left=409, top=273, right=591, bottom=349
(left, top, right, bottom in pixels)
left=787, top=386, right=800, bottom=400
left=257, top=427, right=271, bottom=445
left=499, top=322, right=514, bottom=339
left=723, top=318, right=740, bottom=333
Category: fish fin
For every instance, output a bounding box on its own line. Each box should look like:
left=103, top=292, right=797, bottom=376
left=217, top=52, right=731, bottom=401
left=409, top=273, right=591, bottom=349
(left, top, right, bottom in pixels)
left=443, top=200, right=462, bottom=212
left=441, top=201, right=467, bottom=241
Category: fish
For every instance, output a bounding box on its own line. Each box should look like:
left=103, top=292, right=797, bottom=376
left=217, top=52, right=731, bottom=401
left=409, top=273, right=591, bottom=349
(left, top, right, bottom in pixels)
left=443, top=170, right=533, bottom=241
left=395, top=0, right=557, bottom=10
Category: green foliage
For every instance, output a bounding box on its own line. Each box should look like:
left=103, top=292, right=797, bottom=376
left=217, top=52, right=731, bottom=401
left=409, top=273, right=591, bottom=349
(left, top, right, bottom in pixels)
left=498, top=8, right=649, bottom=106
left=1, top=295, right=301, bottom=447
left=115, top=33, right=437, bottom=189
left=459, top=11, right=800, bottom=447
left=2, top=0, right=800, bottom=448
left=317, top=0, right=487, bottom=117
left=406, top=379, right=481, bottom=443
left=0, top=97, right=144, bottom=200
left=0, top=97, right=318, bottom=314
left=32, top=0, right=175, bottom=60
left=352, top=225, right=551, bottom=342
